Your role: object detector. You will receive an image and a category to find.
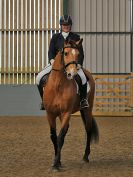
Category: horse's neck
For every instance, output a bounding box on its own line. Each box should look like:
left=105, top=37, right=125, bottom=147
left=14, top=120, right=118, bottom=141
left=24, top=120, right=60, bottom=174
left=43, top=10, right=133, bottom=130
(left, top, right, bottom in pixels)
left=52, top=52, right=63, bottom=71
left=49, top=52, right=65, bottom=83
left=50, top=69, right=65, bottom=84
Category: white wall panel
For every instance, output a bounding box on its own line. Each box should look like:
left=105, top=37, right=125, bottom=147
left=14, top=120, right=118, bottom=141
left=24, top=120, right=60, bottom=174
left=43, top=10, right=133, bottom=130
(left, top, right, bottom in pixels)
left=97, top=0, right=102, bottom=32
left=79, top=0, right=85, bottom=32
left=91, top=0, right=96, bottom=32
left=102, top=0, right=108, bottom=31
left=91, top=35, right=97, bottom=72
left=108, top=0, right=114, bottom=32
left=102, top=36, right=108, bottom=73
left=126, top=0, right=131, bottom=31
left=108, top=35, right=114, bottom=73
left=85, top=0, right=91, bottom=32
left=120, top=35, right=126, bottom=72
left=125, top=35, right=131, bottom=72
left=85, top=35, right=91, bottom=69
left=120, top=0, right=126, bottom=31
left=96, top=35, right=103, bottom=72
left=114, top=0, right=120, bottom=32
left=70, top=0, right=80, bottom=32
left=114, top=35, right=120, bottom=72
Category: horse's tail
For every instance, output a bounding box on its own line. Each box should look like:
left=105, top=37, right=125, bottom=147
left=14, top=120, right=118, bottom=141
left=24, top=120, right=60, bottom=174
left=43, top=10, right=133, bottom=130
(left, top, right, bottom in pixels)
left=91, top=117, right=99, bottom=143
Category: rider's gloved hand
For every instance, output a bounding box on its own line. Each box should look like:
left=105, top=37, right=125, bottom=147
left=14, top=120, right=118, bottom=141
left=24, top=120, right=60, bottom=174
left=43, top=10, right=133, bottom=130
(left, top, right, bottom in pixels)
left=77, top=64, right=82, bottom=70
left=50, top=59, right=55, bottom=65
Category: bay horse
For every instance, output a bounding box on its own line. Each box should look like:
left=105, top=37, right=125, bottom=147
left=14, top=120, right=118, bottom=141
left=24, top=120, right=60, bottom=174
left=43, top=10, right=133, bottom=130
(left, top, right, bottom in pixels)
left=43, top=39, right=99, bottom=170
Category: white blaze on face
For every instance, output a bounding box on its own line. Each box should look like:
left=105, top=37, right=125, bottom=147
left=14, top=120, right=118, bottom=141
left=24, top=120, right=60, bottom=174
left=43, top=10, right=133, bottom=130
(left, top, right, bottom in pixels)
left=66, top=48, right=78, bottom=79
left=70, top=67, right=75, bottom=75
left=71, top=49, right=76, bottom=56
left=67, top=67, right=75, bottom=80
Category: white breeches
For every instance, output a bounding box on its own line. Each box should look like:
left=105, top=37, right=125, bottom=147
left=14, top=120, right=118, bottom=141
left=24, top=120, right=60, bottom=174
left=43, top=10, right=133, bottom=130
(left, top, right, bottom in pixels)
left=36, top=64, right=52, bottom=85
left=77, top=68, right=87, bottom=85
left=36, top=64, right=87, bottom=85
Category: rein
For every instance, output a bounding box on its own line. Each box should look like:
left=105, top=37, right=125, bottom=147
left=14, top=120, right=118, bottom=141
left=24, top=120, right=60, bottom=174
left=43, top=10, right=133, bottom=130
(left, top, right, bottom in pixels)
left=64, top=60, right=77, bottom=69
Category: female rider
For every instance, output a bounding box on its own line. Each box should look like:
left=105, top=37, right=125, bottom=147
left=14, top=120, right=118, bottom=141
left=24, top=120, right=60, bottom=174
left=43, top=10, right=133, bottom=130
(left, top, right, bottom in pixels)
left=36, top=15, right=89, bottom=110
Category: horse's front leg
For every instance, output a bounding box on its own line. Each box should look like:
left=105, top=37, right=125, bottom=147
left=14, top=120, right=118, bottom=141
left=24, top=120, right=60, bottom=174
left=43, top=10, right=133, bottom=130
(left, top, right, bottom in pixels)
left=53, top=113, right=70, bottom=169
left=47, top=113, right=58, bottom=167
left=50, top=127, right=58, bottom=157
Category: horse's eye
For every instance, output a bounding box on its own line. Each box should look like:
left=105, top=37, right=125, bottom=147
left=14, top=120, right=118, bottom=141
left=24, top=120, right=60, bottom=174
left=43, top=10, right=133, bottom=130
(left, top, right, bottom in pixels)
left=64, top=52, right=68, bottom=56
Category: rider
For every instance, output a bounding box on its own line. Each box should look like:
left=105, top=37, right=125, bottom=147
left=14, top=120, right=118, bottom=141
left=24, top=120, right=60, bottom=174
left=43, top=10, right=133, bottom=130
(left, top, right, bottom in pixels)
left=36, top=15, right=89, bottom=110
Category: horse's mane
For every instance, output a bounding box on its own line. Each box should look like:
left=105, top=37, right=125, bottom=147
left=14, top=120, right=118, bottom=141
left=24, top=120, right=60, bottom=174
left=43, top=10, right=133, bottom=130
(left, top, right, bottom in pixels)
left=65, top=40, right=78, bottom=49
left=52, top=52, right=63, bottom=71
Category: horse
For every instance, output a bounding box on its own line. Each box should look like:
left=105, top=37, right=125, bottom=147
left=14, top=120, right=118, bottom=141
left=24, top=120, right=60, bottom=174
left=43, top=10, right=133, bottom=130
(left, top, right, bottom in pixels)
left=43, top=39, right=99, bottom=170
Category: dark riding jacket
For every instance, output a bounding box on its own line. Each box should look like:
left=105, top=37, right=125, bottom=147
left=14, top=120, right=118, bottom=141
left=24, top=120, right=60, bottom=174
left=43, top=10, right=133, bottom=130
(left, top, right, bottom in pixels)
left=48, top=32, right=84, bottom=65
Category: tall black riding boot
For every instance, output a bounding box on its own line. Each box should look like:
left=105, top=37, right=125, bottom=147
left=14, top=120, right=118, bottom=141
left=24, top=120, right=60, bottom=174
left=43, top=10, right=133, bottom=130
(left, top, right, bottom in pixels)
left=74, top=74, right=89, bottom=110
left=37, top=84, right=45, bottom=110
left=79, top=83, right=89, bottom=109
left=37, top=74, right=48, bottom=110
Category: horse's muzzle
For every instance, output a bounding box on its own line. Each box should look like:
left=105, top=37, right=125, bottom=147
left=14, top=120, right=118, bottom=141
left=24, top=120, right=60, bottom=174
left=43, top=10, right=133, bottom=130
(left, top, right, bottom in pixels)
left=66, top=71, right=77, bottom=80
left=67, top=73, right=73, bottom=80
left=65, top=61, right=78, bottom=80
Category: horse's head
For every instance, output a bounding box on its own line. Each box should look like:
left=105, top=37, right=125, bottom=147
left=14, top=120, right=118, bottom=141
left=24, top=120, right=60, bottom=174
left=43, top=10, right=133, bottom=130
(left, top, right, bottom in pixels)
left=62, top=39, right=83, bottom=80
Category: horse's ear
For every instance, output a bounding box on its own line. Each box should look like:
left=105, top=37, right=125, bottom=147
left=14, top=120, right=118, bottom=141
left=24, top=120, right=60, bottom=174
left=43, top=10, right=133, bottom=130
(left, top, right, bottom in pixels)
left=68, top=39, right=76, bottom=47
left=76, top=38, right=83, bottom=47
left=65, top=39, right=73, bottom=46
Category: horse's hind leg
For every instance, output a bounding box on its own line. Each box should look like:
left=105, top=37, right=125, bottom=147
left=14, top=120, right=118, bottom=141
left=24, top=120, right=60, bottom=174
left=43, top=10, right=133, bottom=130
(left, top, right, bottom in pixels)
left=80, top=109, right=92, bottom=162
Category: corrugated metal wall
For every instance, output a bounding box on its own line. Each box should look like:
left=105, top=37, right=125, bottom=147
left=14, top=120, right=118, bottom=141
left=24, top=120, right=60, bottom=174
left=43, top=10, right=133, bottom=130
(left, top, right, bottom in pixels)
left=0, top=0, right=63, bottom=84
left=68, top=0, right=132, bottom=73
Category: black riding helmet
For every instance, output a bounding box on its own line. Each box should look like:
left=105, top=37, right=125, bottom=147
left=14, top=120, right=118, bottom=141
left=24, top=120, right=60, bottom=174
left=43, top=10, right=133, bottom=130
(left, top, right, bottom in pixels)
left=59, top=15, right=72, bottom=26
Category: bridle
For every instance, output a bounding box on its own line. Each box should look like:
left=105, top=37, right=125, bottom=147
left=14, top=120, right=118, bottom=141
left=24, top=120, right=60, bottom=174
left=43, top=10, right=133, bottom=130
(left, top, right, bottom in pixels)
left=52, top=43, right=79, bottom=73
left=62, top=46, right=78, bottom=70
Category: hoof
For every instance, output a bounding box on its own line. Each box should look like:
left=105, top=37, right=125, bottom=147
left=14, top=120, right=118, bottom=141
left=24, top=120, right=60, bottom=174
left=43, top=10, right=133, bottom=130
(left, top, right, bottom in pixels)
left=82, top=157, right=89, bottom=163
left=52, top=166, right=60, bottom=172
left=51, top=161, right=61, bottom=167
left=51, top=161, right=62, bottom=171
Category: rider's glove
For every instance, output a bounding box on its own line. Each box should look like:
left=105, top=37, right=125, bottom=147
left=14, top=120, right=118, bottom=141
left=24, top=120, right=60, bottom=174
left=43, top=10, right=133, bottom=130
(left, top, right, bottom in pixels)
left=50, top=59, right=55, bottom=65
left=77, top=64, right=82, bottom=70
